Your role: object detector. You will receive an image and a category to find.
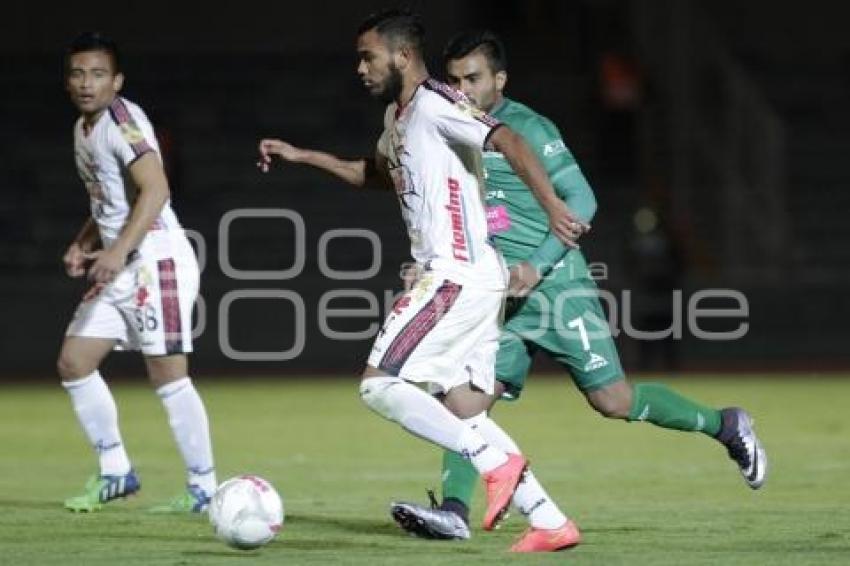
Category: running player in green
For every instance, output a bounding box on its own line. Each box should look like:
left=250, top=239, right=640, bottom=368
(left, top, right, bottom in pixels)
left=390, top=30, right=767, bottom=548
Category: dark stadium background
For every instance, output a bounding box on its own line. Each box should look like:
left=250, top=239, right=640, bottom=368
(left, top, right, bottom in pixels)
left=2, top=0, right=847, bottom=377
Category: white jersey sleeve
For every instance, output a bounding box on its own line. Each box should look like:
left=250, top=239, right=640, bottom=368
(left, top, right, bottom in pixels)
left=106, top=98, right=159, bottom=166
left=421, top=79, right=502, bottom=150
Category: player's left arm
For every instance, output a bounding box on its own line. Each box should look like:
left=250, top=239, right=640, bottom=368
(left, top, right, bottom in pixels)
left=488, top=126, right=588, bottom=248
left=529, top=116, right=597, bottom=224
left=87, top=153, right=169, bottom=283
left=428, top=89, right=585, bottom=246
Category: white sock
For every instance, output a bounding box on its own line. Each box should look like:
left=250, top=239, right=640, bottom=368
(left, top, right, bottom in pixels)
left=62, top=371, right=131, bottom=476
left=360, top=376, right=508, bottom=473
left=156, top=377, right=216, bottom=494
left=514, top=471, right=568, bottom=529
left=464, top=412, right=520, bottom=453
left=468, top=413, right=568, bottom=529
left=457, top=426, right=510, bottom=473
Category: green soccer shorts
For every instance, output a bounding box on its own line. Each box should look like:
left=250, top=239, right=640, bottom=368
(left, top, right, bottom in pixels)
left=497, top=276, right=623, bottom=399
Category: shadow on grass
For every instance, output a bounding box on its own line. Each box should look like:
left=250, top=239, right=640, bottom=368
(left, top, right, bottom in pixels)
left=0, top=499, right=66, bottom=511
left=182, top=514, right=486, bottom=556
left=286, top=513, right=400, bottom=536
left=582, top=525, right=652, bottom=534
left=181, top=549, right=263, bottom=558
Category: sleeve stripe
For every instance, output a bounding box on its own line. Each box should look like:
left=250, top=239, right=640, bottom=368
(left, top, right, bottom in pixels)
left=107, top=98, right=153, bottom=157
left=422, top=79, right=501, bottom=128
left=422, top=78, right=465, bottom=103
left=483, top=122, right=504, bottom=149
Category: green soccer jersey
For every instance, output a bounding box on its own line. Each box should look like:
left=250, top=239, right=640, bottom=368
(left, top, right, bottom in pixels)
left=484, top=98, right=597, bottom=283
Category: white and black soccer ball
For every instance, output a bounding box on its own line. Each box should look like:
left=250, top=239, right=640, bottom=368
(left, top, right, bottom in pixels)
left=208, top=475, right=284, bottom=550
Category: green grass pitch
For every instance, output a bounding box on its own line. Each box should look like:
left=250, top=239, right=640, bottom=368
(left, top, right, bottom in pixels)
left=0, top=375, right=848, bottom=565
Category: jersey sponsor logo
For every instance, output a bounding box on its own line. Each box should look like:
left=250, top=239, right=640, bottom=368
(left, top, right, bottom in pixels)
left=119, top=122, right=146, bottom=145
left=542, top=139, right=567, bottom=157
left=486, top=189, right=507, bottom=200
left=108, top=98, right=153, bottom=157
left=445, top=178, right=469, bottom=261
left=486, top=205, right=511, bottom=235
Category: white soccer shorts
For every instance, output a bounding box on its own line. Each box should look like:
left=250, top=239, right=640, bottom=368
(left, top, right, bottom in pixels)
left=367, top=270, right=505, bottom=394
left=65, top=231, right=199, bottom=356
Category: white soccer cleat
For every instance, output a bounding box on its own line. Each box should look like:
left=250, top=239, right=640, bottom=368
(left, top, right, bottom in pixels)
left=390, top=501, right=471, bottom=540
left=718, top=407, right=767, bottom=489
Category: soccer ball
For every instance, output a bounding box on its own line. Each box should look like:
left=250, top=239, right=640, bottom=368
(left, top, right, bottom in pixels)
left=208, top=475, right=284, bottom=550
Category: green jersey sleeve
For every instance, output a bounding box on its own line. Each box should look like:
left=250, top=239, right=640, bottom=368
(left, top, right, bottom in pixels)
left=517, top=115, right=597, bottom=274
left=521, top=115, right=597, bottom=224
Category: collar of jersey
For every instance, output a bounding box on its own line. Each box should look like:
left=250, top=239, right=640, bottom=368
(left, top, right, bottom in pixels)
left=394, top=79, right=427, bottom=118
left=489, top=97, right=510, bottom=118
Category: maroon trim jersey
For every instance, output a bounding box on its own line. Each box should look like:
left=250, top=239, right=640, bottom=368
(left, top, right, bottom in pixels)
left=377, top=79, right=504, bottom=286
left=73, top=97, right=182, bottom=247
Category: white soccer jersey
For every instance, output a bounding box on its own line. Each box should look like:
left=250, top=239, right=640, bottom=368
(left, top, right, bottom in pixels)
left=73, top=96, right=182, bottom=247
left=377, top=78, right=504, bottom=284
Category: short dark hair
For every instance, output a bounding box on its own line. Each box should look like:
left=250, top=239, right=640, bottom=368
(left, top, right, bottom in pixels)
left=443, top=30, right=507, bottom=73
left=65, top=31, right=121, bottom=74
left=358, top=9, right=425, bottom=55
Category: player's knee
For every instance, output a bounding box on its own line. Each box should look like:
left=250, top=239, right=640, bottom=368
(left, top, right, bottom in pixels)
left=593, top=399, right=630, bottom=419
left=56, top=351, right=91, bottom=381
left=359, top=375, right=405, bottom=421
left=144, top=354, right=187, bottom=386
left=587, top=385, right=631, bottom=419
left=56, top=355, right=72, bottom=380
left=443, top=386, right=493, bottom=419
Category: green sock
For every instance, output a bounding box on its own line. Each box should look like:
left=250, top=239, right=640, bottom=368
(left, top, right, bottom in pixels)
left=627, top=382, right=722, bottom=437
left=441, top=449, right=478, bottom=509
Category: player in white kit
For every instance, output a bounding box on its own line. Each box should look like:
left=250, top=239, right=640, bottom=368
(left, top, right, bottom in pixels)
left=257, top=11, right=586, bottom=550
left=59, top=32, right=216, bottom=513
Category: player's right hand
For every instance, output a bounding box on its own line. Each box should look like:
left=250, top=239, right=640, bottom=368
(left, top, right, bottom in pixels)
left=85, top=247, right=127, bottom=285
left=547, top=200, right=590, bottom=248
left=257, top=138, right=305, bottom=172
left=82, top=282, right=106, bottom=302
left=508, top=261, right=542, bottom=297
left=63, top=242, right=89, bottom=278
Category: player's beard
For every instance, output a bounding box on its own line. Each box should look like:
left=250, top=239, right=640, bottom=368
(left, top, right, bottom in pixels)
left=375, top=62, right=403, bottom=104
